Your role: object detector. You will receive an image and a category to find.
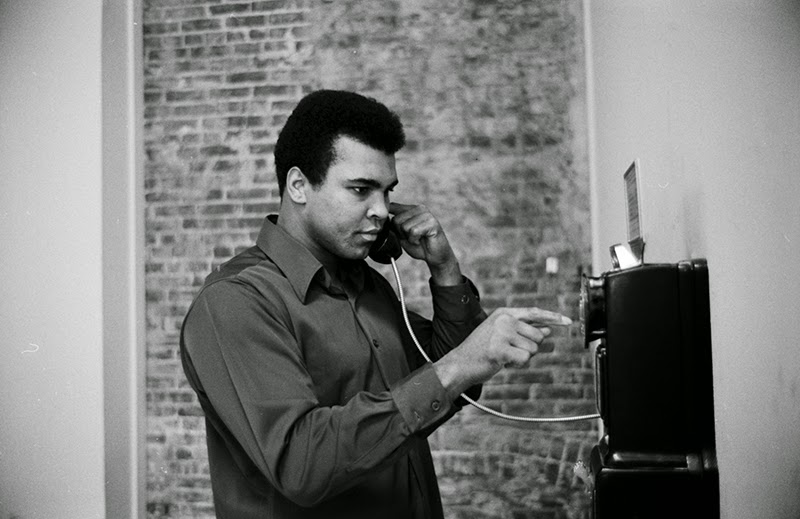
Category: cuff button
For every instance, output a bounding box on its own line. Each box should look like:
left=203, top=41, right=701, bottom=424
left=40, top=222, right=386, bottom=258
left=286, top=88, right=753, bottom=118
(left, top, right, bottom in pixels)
left=431, top=400, right=441, bottom=411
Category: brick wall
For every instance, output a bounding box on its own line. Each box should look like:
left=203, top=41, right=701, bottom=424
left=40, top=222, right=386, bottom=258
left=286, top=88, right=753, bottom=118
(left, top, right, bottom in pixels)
left=143, top=0, right=596, bottom=517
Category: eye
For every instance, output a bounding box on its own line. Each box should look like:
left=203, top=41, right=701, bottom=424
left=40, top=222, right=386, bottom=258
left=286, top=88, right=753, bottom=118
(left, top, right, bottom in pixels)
left=350, top=186, right=369, bottom=195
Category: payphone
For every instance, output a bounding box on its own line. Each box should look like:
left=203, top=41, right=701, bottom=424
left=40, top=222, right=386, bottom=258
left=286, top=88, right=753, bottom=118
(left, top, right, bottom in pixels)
left=581, top=258, right=719, bottom=518
left=579, top=160, right=719, bottom=517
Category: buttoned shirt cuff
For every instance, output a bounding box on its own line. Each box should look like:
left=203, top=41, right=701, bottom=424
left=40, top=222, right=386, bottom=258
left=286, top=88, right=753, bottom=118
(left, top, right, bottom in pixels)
left=390, top=362, right=452, bottom=433
left=429, top=277, right=482, bottom=322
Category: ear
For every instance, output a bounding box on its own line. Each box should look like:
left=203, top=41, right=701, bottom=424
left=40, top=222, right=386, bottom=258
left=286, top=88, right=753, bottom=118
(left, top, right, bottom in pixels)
left=285, top=167, right=308, bottom=204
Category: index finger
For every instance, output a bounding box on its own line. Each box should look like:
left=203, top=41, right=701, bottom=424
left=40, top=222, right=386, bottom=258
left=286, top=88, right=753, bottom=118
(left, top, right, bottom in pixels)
left=500, top=307, right=573, bottom=326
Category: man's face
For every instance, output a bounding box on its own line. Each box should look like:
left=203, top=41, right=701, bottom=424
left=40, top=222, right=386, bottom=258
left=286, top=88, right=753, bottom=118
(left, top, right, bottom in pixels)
left=302, top=135, right=398, bottom=263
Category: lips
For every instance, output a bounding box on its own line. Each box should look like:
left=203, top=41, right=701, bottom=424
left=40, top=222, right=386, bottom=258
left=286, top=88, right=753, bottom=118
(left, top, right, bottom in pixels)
left=354, top=230, right=379, bottom=247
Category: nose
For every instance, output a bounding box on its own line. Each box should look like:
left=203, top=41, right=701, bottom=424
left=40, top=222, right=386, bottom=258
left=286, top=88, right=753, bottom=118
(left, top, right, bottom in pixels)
left=366, top=192, right=390, bottom=221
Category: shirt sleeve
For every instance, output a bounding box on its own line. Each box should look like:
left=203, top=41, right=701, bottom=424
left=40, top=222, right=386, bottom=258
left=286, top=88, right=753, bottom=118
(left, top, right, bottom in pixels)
left=403, top=276, right=487, bottom=367
left=181, top=277, right=467, bottom=509
left=399, top=276, right=487, bottom=413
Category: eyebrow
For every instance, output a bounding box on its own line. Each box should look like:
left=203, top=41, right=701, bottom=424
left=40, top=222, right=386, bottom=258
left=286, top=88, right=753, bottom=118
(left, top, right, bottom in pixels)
left=348, top=177, right=399, bottom=190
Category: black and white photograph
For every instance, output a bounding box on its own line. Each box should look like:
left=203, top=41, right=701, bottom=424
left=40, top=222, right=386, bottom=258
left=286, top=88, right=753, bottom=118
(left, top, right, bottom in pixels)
left=1, top=1, right=799, bottom=518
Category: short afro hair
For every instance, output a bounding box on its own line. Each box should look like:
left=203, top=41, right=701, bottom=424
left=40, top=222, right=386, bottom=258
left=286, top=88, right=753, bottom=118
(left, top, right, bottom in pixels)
left=274, top=90, right=406, bottom=196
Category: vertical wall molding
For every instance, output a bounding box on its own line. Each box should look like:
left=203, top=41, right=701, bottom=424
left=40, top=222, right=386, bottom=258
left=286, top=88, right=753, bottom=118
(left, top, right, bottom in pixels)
left=103, top=0, right=146, bottom=517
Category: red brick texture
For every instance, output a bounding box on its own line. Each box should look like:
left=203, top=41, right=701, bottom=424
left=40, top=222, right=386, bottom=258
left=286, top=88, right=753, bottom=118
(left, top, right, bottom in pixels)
left=143, top=0, right=595, bottom=517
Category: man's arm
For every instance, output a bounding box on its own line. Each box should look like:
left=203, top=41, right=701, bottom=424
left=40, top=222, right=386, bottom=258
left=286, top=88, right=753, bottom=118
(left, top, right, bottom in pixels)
left=388, top=201, right=485, bottom=363
left=389, top=202, right=571, bottom=401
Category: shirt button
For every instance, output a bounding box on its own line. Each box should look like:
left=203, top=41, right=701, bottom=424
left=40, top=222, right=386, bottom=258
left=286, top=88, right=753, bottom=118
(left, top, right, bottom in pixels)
left=431, top=400, right=441, bottom=411
left=372, top=339, right=380, bottom=348
left=460, top=294, right=470, bottom=304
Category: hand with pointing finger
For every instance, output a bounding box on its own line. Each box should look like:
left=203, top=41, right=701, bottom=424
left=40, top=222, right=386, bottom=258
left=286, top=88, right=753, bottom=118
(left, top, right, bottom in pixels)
left=433, top=307, right=572, bottom=399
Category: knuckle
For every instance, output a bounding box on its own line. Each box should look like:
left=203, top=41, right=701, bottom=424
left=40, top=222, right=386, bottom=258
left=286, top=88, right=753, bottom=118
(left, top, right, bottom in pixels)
left=493, top=308, right=513, bottom=321
left=505, top=314, right=521, bottom=327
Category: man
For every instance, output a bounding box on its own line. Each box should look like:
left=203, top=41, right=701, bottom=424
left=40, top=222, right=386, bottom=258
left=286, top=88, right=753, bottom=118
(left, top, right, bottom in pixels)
left=180, top=90, right=570, bottom=518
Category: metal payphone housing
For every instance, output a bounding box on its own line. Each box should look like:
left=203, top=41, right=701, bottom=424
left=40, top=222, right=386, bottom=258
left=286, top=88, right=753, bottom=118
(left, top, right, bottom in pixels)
left=581, top=258, right=719, bottom=518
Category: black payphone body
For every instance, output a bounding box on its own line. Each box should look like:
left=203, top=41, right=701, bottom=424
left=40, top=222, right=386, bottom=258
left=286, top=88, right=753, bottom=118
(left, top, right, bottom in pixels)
left=581, top=258, right=719, bottom=518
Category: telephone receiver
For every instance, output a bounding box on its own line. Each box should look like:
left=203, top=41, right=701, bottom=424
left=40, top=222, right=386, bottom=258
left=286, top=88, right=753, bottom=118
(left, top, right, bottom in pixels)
left=368, top=218, right=403, bottom=264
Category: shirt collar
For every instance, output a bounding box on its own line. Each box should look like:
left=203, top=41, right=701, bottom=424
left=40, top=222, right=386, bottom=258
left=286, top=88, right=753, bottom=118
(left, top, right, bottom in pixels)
left=255, top=215, right=369, bottom=303
left=256, top=215, right=327, bottom=303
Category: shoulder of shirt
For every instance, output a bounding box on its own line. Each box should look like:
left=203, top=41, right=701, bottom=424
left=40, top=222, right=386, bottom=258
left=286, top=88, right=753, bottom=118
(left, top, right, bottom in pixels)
left=180, top=247, right=301, bottom=356
left=195, top=245, right=292, bottom=302
left=204, top=245, right=265, bottom=283
left=181, top=245, right=303, bottom=340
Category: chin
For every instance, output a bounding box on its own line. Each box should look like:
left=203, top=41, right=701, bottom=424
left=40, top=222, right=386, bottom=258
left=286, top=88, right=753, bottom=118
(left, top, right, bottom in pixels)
left=352, top=248, right=371, bottom=261
left=337, top=244, right=370, bottom=261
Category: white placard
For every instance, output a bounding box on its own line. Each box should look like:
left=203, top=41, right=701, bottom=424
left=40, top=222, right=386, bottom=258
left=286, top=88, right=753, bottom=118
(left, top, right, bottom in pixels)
left=624, top=160, right=643, bottom=242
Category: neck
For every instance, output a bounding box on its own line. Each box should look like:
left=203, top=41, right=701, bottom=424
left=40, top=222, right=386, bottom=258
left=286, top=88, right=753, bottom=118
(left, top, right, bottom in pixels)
left=276, top=203, right=343, bottom=278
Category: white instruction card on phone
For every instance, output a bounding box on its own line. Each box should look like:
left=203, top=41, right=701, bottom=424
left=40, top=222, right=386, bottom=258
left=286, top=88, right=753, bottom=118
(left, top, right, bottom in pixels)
left=624, top=160, right=643, bottom=242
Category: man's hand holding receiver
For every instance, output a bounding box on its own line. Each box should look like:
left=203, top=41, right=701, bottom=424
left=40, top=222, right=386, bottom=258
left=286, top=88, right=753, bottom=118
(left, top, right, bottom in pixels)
left=389, top=201, right=462, bottom=286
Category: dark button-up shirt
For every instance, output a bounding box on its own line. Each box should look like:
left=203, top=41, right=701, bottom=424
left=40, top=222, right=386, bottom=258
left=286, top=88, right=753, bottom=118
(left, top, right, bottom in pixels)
left=180, top=215, right=486, bottom=518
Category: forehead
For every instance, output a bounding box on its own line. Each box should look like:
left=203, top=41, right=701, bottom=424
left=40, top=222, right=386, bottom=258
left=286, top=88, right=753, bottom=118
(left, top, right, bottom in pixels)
left=327, top=135, right=397, bottom=185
